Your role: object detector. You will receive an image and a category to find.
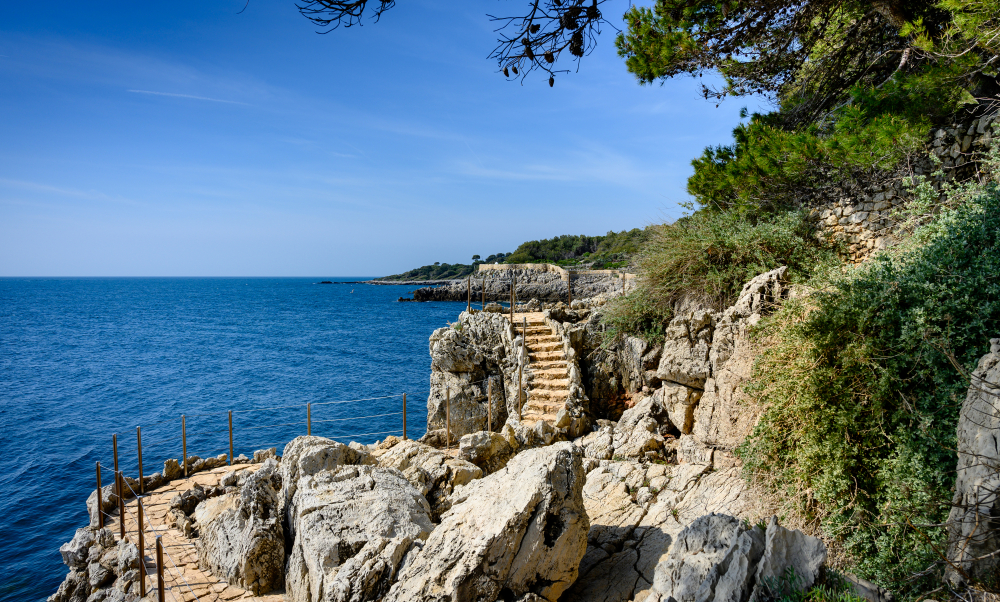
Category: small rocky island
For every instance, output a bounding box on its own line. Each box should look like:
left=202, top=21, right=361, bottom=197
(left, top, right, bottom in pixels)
left=48, top=267, right=999, bottom=602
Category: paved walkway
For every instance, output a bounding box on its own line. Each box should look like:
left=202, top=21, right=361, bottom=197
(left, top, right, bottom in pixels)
left=112, top=464, right=283, bottom=602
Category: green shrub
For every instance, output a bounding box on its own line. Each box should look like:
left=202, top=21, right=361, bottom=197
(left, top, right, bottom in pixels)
left=601, top=209, right=838, bottom=342
left=739, top=185, right=1000, bottom=593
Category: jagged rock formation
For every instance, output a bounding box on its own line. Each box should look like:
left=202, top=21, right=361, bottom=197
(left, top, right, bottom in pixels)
left=50, top=527, right=142, bottom=602
left=370, top=438, right=482, bottom=520
left=426, top=308, right=592, bottom=442
left=194, top=459, right=285, bottom=594
left=384, top=442, right=589, bottom=602
left=284, top=459, right=435, bottom=602
left=946, top=338, right=1000, bottom=585
left=426, top=311, right=515, bottom=441
left=643, top=514, right=825, bottom=602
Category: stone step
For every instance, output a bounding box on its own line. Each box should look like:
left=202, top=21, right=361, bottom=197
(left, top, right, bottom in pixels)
left=529, top=351, right=564, bottom=361
left=525, top=400, right=565, bottom=413
left=527, top=341, right=562, bottom=352
left=529, top=379, right=570, bottom=390
left=526, top=335, right=560, bottom=343
left=522, top=329, right=551, bottom=337
left=531, top=362, right=568, bottom=372
left=529, top=390, right=570, bottom=401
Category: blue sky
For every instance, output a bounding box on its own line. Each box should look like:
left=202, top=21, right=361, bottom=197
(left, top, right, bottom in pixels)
left=0, top=1, right=768, bottom=276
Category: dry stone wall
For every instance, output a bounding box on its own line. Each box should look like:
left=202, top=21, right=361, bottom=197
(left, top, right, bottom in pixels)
left=810, top=111, right=999, bottom=263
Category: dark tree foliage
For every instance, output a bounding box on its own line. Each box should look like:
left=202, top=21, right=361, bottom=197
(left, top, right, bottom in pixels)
left=615, top=0, right=951, bottom=124
left=297, top=0, right=396, bottom=30
left=295, top=0, right=614, bottom=84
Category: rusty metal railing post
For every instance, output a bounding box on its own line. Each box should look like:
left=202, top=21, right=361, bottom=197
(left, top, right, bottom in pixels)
left=307, top=403, right=312, bottom=436
left=138, top=499, right=146, bottom=598
left=228, top=410, right=233, bottom=466
left=402, top=393, right=407, bottom=440
left=116, top=471, right=125, bottom=540
left=96, top=462, right=104, bottom=529
left=156, top=536, right=164, bottom=602
left=181, top=414, right=187, bottom=478
left=112, top=434, right=119, bottom=474
left=137, top=426, right=144, bottom=494
left=487, top=380, right=492, bottom=432
left=467, top=275, right=471, bottom=312
left=481, top=276, right=485, bottom=310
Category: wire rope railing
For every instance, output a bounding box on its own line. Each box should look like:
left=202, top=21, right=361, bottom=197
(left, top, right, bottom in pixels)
left=83, top=378, right=521, bottom=598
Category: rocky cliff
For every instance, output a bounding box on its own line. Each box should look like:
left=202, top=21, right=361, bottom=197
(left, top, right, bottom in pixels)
left=51, top=267, right=863, bottom=602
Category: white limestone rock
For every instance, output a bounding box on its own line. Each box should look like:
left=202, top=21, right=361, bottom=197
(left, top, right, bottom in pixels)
left=285, top=464, right=434, bottom=602
left=655, top=310, right=714, bottom=388
left=384, top=442, right=589, bottom=602
left=458, top=430, right=514, bottom=474
left=194, top=459, right=284, bottom=595
left=946, top=338, right=1000, bottom=585
left=371, top=439, right=482, bottom=519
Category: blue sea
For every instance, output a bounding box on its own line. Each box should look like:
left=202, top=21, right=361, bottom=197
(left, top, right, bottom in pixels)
left=0, top=278, right=464, bottom=602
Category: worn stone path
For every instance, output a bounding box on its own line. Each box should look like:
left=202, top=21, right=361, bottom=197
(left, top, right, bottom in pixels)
left=512, top=312, right=571, bottom=428
left=112, top=464, right=282, bottom=602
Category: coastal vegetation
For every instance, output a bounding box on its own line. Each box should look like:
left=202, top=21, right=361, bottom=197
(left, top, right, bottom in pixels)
left=601, top=0, right=1000, bottom=596
left=377, top=229, right=648, bottom=281
left=504, top=228, right=650, bottom=268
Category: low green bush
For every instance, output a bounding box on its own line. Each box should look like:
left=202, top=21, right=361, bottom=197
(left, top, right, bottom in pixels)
left=601, top=209, right=838, bottom=342
left=739, top=185, right=1000, bottom=593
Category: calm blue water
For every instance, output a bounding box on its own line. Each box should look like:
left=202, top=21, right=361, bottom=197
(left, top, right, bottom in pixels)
left=0, top=278, right=463, bottom=602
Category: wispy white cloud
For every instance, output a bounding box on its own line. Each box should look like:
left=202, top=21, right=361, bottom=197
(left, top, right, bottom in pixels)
left=127, top=89, right=248, bottom=105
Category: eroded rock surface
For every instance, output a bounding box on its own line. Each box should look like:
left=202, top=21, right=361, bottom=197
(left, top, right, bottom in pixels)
left=285, top=464, right=434, bottom=602
left=370, top=438, right=482, bottom=519
left=194, top=459, right=285, bottom=595
left=385, top=442, right=589, bottom=602
left=459, top=430, right=514, bottom=474
left=946, top=338, right=1000, bottom=585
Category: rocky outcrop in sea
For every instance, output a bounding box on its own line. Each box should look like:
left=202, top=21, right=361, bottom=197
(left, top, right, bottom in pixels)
left=408, top=266, right=627, bottom=303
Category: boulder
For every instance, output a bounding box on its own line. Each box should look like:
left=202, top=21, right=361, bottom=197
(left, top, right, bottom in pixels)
left=371, top=439, right=482, bottom=519
left=60, top=528, right=96, bottom=569
left=194, top=459, right=285, bottom=595
left=252, top=448, right=277, bottom=463
left=284, top=464, right=434, bottom=602
left=279, top=435, right=372, bottom=512
left=577, top=425, right=614, bottom=460
left=162, top=458, right=182, bottom=481
left=655, top=310, right=714, bottom=389
left=458, top=430, right=514, bottom=474
left=656, top=383, right=702, bottom=436
left=384, top=442, right=589, bottom=602
left=646, top=514, right=765, bottom=602
left=642, top=513, right=825, bottom=602
left=115, top=540, right=140, bottom=576
left=47, top=570, right=87, bottom=602
left=946, top=338, right=1000, bottom=585
left=612, top=395, right=671, bottom=459
left=750, top=516, right=827, bottom=600
left=85, top=485, right=118, bottom=529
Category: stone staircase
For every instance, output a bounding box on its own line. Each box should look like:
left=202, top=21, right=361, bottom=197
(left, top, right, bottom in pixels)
left=512, top=312, right=571, bottom=427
